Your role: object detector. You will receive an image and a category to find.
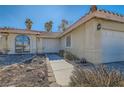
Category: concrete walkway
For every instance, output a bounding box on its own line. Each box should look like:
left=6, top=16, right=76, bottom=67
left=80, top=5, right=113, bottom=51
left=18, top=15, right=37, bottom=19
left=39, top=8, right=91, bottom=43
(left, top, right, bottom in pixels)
left=47, top=54, right=74, bottom=86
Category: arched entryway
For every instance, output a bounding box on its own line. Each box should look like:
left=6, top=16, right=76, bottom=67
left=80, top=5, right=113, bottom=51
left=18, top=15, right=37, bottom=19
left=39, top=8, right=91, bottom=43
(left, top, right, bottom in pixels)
left=15, top=35, right=30, bottom=53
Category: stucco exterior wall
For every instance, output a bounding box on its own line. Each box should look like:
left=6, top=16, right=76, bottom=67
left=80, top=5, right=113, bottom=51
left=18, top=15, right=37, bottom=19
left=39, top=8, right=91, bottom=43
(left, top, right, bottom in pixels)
left=61, top=18, right=124, bottom=64
left=0, top=32, right=60, bottom=54
left=84, top=19, right=102, bottom=64
left=42, top=38, right=60, bottom=53
left=51, top=13, right=124, bottom=64
left=0, top=34, right=8, bottom=52
left=60, top=22, right=85, bottom=58
left=99, top=19, right=124, bottom=32
left=29, top=35, right=37, bottom=53
left=8, top=34, right=16, bottom=54
left=1, top=17, right=124, bottom=64
left=0, top=33, right=37, bottom=54
left=60, top=18, right=102, bottom=64
left=37, top=38, right=43, bottom=53
left=0, top=37, right=2, bottom=49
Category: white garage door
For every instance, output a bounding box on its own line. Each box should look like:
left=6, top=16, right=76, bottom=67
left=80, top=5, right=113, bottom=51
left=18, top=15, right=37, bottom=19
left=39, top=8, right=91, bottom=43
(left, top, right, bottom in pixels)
left=101, top=29, right=124, bottom=63
left=42, top=38, right=60, bottom=53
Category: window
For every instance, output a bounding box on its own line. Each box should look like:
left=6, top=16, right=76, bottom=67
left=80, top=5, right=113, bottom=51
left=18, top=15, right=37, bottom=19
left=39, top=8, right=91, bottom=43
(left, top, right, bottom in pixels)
left=66, top=35, right=71, bottom=48
left=15, top=35, right=30, bottom=53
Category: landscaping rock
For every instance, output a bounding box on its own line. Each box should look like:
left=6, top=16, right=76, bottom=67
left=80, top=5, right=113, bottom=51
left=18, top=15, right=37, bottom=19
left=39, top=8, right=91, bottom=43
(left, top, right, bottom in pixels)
left=0, top=56, right=49, bottom=87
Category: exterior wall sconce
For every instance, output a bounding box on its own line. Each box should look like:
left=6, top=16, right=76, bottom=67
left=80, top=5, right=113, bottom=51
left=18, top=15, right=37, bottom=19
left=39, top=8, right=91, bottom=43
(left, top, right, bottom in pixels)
left=97, top=23, right=101, bottom=30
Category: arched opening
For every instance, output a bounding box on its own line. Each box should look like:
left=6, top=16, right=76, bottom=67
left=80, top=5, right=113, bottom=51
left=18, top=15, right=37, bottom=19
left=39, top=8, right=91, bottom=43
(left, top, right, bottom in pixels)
left=15, top=35, right=30, bottom=53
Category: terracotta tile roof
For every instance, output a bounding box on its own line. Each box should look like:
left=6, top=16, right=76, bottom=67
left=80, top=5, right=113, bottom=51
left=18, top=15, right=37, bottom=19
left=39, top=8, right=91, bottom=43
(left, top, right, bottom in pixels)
left=98, top=9, right=124, bottom=17
left=0, top=28, right=61, bottom=38
left=1, top=6, right=124, bottom=38
left=60, top=7, right=124, bottom=37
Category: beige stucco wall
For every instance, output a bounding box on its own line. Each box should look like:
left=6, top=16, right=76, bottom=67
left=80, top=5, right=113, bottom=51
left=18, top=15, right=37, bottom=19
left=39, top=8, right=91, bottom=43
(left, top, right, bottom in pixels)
left=99, top=19, right=124, bottom=32
left=0, top=33, right=37, bottom=54
left=84, top=19, right=102, bottom=64
left=1, top=17, right=124, bottom=64
left=60, top=18, right=102, bottom=64
left=0, top=34, right=8, bottom=52
left=8, top=34, right=16, bottom=53
left=0, top=32, right=60, bottom=54
left=60, top=22, right=85, bottom=58
left=0, top=36, right=2, bottom=49
left=42, top=38, right=60, bottom=53
left=37, top=38, right=43, bottom=53
left=60, top=18, right=124, bottom=64
left=29, top=35, right=37, bottom=53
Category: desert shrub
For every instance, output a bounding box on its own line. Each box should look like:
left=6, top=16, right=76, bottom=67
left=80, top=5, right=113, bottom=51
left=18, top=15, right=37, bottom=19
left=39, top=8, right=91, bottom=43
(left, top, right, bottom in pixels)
left=80, top=58, right=88, bottom=64
left=69, top=65, right=124, bottom=87
left=64, top=51, right=79, bottom=61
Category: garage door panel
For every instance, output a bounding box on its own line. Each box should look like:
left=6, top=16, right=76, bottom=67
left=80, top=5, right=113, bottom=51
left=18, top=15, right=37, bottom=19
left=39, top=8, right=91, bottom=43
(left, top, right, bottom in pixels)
left=102, top=30, right=124, bottom=63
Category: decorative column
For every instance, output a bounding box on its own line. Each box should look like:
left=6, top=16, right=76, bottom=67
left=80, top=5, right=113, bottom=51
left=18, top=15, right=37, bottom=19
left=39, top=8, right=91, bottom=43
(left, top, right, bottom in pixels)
left=0, top=34, right=3, bottom=53
left=36, top=36, right=40, bottom=54
left=2, top=33, right=9, bottom=54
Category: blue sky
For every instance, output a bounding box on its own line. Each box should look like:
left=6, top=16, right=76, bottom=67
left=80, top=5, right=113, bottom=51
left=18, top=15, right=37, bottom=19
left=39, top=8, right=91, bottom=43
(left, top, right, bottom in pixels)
left=0, top=5, right=124, bottom=32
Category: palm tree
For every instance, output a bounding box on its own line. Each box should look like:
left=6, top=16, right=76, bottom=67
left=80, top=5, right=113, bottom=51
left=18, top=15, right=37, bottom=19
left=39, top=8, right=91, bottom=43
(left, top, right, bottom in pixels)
left=25, top=18, right=33, bottom=30
left=44, top=21, right=53, bottom=32
left=58, top=19, right=69, bottom=32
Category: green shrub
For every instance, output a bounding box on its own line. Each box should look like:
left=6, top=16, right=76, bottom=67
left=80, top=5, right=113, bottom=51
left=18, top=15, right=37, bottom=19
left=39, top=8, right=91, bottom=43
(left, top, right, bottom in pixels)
left=69, top=65, right=124, bottom=87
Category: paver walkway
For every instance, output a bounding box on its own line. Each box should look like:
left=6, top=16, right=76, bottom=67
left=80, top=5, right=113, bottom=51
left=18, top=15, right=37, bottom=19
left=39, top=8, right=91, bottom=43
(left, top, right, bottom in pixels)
left=46, top=54, right=74, bottom=86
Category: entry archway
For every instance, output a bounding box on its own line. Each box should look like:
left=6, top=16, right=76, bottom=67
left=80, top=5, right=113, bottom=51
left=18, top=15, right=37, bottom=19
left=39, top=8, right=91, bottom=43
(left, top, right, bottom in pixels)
left=15, top=35, right=30, bottom=53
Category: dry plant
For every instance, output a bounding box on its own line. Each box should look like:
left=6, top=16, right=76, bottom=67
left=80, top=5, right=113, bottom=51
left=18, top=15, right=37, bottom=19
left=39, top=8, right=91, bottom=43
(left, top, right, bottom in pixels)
left=69, top=64, right=124, bottom=87
left=64, top=51, right=79, bottom=61
left=59, top=50, right=65, bottom=57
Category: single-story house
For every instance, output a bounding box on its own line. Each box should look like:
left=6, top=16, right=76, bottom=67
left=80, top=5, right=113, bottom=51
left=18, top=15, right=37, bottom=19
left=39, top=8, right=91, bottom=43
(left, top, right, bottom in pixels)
left=0, top=5, right=124, bottom=64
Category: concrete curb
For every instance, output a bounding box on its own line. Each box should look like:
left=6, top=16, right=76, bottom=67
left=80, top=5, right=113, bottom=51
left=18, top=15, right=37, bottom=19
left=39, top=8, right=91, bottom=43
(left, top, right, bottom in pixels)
left=46, top=58, right=61, bottom=87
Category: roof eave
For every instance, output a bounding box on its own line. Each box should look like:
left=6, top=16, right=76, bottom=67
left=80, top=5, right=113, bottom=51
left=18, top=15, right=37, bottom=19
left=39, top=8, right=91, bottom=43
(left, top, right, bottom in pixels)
left=94, top=10, right=124, bottom=23
left=59, top=11, right=124, bottom=38
left=59, top=12, right=96, bottom=37
left=0, top=30, right=61, bottom=38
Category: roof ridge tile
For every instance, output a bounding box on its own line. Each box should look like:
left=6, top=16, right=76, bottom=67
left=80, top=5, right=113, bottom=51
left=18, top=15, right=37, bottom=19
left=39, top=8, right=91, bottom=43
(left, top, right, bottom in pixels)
left=98, top=9, right=124, bottom=17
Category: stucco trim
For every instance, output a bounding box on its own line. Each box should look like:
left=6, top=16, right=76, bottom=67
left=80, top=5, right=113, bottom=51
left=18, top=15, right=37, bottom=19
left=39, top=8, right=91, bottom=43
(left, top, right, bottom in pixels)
left=102, top=27, right=124, bottom=32
left=0, top=30, right=61, bottom=38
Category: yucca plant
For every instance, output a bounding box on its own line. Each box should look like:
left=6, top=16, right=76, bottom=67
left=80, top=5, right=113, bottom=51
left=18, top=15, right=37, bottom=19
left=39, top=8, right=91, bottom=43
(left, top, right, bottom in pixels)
left=69, top=64, right=124, bottom=87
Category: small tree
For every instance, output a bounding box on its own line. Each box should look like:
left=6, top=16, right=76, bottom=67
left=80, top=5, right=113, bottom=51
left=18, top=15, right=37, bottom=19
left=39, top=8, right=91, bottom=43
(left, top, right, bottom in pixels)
left=44, top=21, right=53, bottom=32
left=25, top=18, right=33, bottom=30
left=58, top=19, right=69, bottom=32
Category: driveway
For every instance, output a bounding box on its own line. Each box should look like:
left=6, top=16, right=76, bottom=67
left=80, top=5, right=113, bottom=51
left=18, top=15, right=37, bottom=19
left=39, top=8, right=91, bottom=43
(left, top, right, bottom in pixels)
left=105, top=62, right=124, bottom=73
left=46, top=54, right=74, bottom=86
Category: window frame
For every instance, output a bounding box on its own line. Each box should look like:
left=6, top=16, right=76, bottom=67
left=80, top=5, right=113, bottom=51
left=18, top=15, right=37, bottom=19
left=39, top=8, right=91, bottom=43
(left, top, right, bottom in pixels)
left=65, top=34, right=72, bottom=48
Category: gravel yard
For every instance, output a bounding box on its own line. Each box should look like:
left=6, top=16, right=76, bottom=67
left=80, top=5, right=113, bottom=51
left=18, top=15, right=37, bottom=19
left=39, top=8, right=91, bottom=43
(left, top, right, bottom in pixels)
left=0, top=56, right=49, bottom=87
